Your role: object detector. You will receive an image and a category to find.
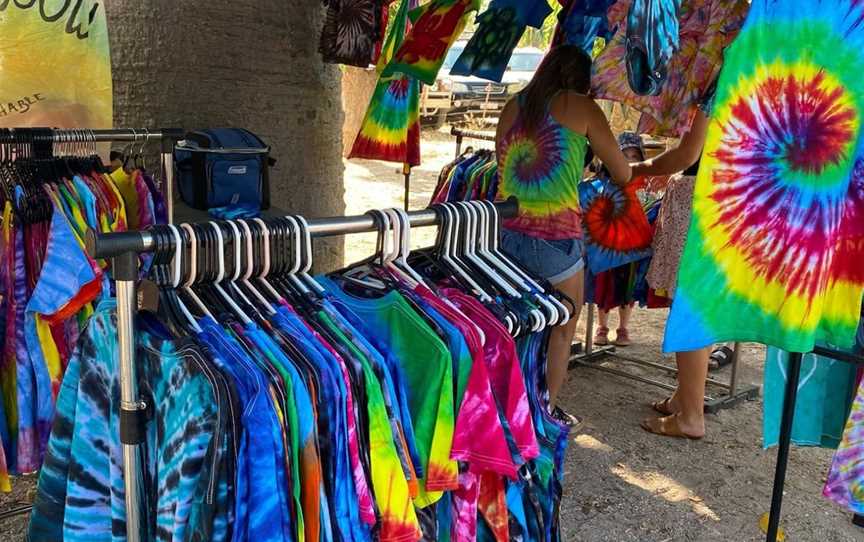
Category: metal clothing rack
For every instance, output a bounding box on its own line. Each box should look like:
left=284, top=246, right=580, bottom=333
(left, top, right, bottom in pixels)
left=0, top=127, right=184, bottom=524
left=766, top=346, right=864, bottom=542
left=1, top=127, right=184, bottom=222
left=451, top=126, right=496, bottom=158
left=86, top=198, right=519, bottom=542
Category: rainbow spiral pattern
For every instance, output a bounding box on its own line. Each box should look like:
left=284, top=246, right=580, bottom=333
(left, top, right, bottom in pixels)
left=497, top=118, right=589, bottom=240
left=664, top=0, right=864, bottom=353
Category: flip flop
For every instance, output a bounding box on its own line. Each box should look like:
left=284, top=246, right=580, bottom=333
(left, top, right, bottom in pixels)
left=708, top=345, right=735, bottom=371
left=652, top=397, right=676, bottom=416
left=640, top=415, right=704, bottom=440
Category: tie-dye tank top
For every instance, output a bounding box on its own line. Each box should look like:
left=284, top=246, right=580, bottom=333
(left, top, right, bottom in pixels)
left=498, top=94, right=588, bottom=240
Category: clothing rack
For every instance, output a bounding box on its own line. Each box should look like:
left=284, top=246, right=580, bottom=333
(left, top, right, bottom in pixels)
left=85, top=197, right=519, bottom=542
left=451, top=126, right=496, bottom=158
left=766, top=346, right=864, bottom=542
left=0, top=127, right=184, bottom=523
left=0, top=127, right=184, bottom=221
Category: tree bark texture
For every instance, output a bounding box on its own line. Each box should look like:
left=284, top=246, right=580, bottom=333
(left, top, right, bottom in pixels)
left=105, top=0, right=345, bottom=269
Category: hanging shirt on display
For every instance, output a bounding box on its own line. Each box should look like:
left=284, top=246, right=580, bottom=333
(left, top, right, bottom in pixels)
left=449, top=7, right=527, bottom=83
left=763, top=347, right=859, bottom=449
left=622, top=0, right=681, bottom=96
left=553, top=0, right=616, bottom=54
left=488, top=0, right=552, bottom=29
left=319, top=0, right=387, bottom=67
left=593, top=0, right=749, bottom=137
left=382, top=0, right=482, bottom=85
left=663, top=0, right=864, bottom=354
left=578, top=176, right=654, bottom=275
left=349, top=0, right=422, bottom=166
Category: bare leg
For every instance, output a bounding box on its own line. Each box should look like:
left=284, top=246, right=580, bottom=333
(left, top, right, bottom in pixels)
left=652, top=348, right=709, bottom=437
left=547, top=271, right=584, bottom=408
left=618, top=304, right=632, bottom=330
left=597, top=308, right=610, bottom=330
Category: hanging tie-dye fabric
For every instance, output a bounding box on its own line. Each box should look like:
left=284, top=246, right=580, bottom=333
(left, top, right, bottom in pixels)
left=349, top=0, right=422, bottom=166
left=663, top=0, right=864, bottom=354
left=825, top=368, right=864, bottom=513
left=552, top=0, right=616, bottom=54
left=578, top=177, right=653, bottom=274
left=592, top=0, right=749, bottom=138
left=382, top=0, right=481, bottom=85
left=319, top=0, right=387, bottom=67
left=449, top=7, right=527, bottom=82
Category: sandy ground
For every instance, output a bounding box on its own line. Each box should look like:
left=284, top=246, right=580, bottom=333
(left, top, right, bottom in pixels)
left=2, top=128, right=862, bottom=540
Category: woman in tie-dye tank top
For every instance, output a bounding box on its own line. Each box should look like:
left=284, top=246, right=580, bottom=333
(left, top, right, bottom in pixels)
left=495, top=44, right=633, bottom=424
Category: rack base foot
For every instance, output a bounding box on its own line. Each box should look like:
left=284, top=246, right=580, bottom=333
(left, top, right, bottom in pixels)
left=568, top=348, right=760, bottom=413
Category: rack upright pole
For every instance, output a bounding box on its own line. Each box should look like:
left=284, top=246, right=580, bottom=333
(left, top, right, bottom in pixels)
left=113, top=251, right=144, bottom=542
left=766, top=351, right=803, bottom=542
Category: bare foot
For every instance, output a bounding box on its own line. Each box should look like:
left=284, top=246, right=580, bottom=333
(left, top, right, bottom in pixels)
left=641, top=413, right=705, bottom=440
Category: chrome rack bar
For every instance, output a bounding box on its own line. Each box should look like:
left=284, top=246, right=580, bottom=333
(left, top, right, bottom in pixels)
left=88, top=197, right=518, bottom=259
left=86, top=198, right=518, bottom=542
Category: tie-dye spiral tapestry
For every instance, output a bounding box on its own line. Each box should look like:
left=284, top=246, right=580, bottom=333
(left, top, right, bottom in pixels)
left=663, top=0, right=864, bottom=354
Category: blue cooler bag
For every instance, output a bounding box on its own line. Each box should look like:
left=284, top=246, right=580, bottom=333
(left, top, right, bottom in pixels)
left=174, top=128, right=272, bottom=210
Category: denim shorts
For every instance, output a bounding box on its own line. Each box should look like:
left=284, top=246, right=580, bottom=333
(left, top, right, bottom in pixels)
left=500, top=229, right=585, bottom=284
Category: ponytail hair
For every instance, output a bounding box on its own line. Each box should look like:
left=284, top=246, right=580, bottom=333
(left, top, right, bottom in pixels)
left=520, top=45, right=593, bottom=132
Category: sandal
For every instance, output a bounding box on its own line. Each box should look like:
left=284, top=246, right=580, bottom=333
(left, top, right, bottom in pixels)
left=652, top=397, right=676, bottom=416
left=708, top=345, right=735, bottom=371
left=594, top=326, right=610, bottom=346
left=640, top=415, right=704, bottom=440
left=614, top=328, right=631, bottom=347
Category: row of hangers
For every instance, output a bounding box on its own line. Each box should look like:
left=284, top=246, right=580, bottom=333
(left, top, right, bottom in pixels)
left=430, top=200, right=571, bottom=334
left=0, top=129, right=152, bottom=225
left=144, top=200, right=573, bottom=339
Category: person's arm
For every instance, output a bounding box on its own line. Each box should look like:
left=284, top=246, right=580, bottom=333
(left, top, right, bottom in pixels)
left=495, top=98, right=519, bottom=157
left=585, top=101, right=632, bottom=185
left=631, top=110, right=708, bottom=177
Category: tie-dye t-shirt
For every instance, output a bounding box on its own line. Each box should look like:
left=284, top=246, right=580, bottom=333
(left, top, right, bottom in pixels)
left=578, top=176, right=654, bottom=274
left=349, top=0, right=422, bottom=166
left=382, top=0, right=481, bottom=85
left=497, top=95, right=589, bottom=240
left=663, top=0, right=864, bottom=354
left=319, top=279, right=459, bottom=507
left=28, top=301, right=229, bottom=542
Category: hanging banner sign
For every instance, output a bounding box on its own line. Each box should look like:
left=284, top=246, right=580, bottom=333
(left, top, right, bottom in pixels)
left=0, top=0, right=113, bottom=128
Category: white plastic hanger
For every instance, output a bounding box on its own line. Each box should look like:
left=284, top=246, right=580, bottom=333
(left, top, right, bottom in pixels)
left=293, top=215, right=327, bottom=295
left=179, top=223, right=215, bottom=320
left=166, top=224, right=203, bottom=333
left=380, top=208, right=419, bottom=288
left=438, top=203, right=493, bottom=303
left=251, top=218, right=285, bottom=302
left=471, top=201, right=561, bottom=327
left=482, top=200, right=571, bottom=326
left=209, top=221, right=252, bottom=325
left=237, top=219, right=276, bottom=313
left=391, top=207, right=429, bottom=287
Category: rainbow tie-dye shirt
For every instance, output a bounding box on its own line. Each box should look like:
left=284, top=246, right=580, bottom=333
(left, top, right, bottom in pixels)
left=497, top=99, right=589, bottom=240
left=663, top=0, right=864, bottom=354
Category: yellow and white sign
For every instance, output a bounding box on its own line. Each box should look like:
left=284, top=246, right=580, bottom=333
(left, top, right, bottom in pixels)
left=0, top=0, right=112, bottom=128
